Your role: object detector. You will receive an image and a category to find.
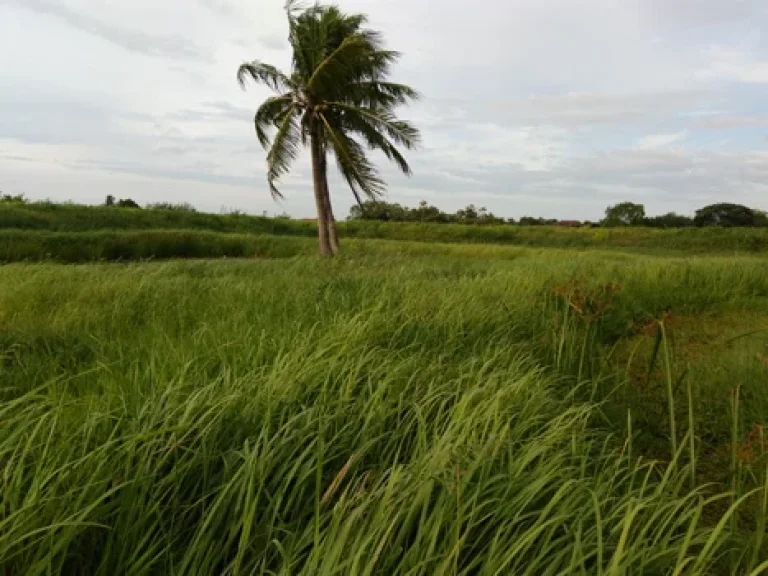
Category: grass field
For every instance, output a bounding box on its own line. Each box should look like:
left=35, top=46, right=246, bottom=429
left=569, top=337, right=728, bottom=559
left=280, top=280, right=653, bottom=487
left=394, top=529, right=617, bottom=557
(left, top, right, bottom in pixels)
left=3, top=241, right=768, bottom=573
left=5, top=201, right=768, bottom=255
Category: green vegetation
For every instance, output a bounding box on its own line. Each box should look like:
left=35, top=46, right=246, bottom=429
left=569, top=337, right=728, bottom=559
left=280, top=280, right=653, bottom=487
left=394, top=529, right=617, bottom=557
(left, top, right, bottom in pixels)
left=0, top=229, right=316, bottom=263
left=694, top=203, right=763, bottom=227
left=348, top=199, right=768, bottom=230
left=3, top=246, right=768, bottom=573
left=239, top=2, right=420, bottom=255
left=4, top=0, right=766, bottom=570
left=5, top=202, right=768, bottom=261
left=604, top=201, right=646, bottom=227
left=0, top=201, right=316, bottom=235
left=349, top=199, right=509, bottom=225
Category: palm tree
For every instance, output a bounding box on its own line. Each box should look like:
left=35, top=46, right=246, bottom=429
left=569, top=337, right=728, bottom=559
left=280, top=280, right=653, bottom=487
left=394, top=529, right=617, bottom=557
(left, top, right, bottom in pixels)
left=237, top=2, right=420, bottom=255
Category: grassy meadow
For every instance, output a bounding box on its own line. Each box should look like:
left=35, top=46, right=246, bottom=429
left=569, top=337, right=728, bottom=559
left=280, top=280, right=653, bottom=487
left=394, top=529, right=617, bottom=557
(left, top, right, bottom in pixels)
left=5, top=201, right=768, bottom=257
left=3, top=240, right=768, bottom=573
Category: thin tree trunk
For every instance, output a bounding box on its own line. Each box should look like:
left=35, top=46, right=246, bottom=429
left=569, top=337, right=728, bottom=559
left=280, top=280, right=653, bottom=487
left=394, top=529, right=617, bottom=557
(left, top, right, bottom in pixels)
left=310, top=127, right=332, bottom=256
left=321, top=163, right=340, bottom=254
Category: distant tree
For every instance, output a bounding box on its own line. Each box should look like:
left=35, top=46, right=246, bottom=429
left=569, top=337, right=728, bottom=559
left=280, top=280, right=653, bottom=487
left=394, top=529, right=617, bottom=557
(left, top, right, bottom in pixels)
left=104, top=195, right=116, bottom=207
left=456, top=204, right=480, bottom=223
left=645, top=212, right=693, bottom=228
left=475, top=207, right=504, bottom=226
left=604, top=202, right=646, bottom=226
left=694, top=203, right=754, bottom=227
left=116, top=198, right=141, bottom=209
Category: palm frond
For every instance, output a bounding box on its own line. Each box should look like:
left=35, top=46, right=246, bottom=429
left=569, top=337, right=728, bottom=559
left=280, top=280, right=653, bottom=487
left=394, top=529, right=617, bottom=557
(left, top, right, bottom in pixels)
left=254, top=95, right=294, bottom=148
left=350, top=81, right=421, bottom=108
left=266, top=109, right=301, bottom=198
left=319, top=113, right=385, bottom=201
left=329, top=103, right=420, bottom=149
left=328, top=108, right=412, bottom=175
left=305, top=34, right=374, bottom=97
left=237, top=61, right=294, bottom=93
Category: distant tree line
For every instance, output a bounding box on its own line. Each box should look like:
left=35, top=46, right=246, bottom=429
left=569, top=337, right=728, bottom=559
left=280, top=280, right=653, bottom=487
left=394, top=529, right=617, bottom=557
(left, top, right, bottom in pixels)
left=603, top=202, right=768, bottom=228
left=102, top=195, right=198, bottom=212
left=2, top=193, right=766, bottom=228
left=348, top=200, right=554, bottom=226
left=349, top=200, right=768, bottom=228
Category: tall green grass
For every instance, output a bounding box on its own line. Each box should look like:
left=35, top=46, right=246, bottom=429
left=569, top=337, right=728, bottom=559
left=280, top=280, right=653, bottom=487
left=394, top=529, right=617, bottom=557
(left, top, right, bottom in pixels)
left=0, top=201, right=316, bottom=236
left=4, top=201, right=768, bottom=253
left=3, top=250, right=768, bottom=572
left=5, top=227, right=768, bottom=265
left=0, top=229, right=315, bottom=262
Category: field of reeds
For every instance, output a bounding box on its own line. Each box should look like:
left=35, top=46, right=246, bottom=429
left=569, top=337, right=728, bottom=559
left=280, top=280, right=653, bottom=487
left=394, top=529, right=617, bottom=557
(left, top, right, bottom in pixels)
left=3, top=245, right=768, bottom=573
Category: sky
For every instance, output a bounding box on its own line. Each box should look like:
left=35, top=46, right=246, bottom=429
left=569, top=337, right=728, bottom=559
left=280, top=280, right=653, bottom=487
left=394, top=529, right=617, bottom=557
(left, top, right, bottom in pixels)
left=1, top=0, right=767, bottom=220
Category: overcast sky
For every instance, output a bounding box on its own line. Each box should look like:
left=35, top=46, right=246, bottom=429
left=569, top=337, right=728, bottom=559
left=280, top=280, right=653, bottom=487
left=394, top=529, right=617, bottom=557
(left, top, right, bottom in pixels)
left=1, top=0, right=767, bottom=220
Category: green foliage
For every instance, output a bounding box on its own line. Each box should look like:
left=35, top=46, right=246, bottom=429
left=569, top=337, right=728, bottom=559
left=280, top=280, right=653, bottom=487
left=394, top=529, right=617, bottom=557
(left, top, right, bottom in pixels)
left=105, top=195, right=142, bottom=209
left=695, top=203, right=756, bottom=227
left=2, top=249, right=768, bottom=572
left=8, top=204, right=768, bottom=259
left=348, top=200, right=503, bottom=224
left=348, top=199, right=410, bottom=221
left=146, top=202, right=198, bottom=212
left=519, top=216, right=558, bottom=226
left=604, top=201, right=646, bottom=226
left=0, top=201, right=317, bottom=236
left=0, top=229, right=315, bottom=262
left=645, top=212, right=694, bottom=228
left=116, top=198, right=141, bottom=209
left=1, top=192, right=26, bottom=203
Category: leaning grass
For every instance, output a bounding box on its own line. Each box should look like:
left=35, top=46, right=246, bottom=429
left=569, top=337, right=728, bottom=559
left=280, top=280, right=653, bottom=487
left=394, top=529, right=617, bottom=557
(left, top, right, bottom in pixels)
left=2, top=250, right=768, bottom=573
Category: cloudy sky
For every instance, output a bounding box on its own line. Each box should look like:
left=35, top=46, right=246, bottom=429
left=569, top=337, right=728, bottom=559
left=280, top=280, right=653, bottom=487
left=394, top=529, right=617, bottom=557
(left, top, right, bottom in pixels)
left=1, top=0, right=767, bottom=220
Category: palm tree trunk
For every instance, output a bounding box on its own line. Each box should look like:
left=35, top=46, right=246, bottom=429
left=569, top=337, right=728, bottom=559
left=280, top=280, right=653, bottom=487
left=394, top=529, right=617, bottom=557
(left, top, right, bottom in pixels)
left=310, top=126, right=332, bottom=256
left=321, top=162, right=340, bottom=254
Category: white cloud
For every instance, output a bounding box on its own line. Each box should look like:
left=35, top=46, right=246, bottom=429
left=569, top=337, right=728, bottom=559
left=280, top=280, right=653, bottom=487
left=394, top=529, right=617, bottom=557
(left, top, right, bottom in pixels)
left=0, top=0, right=767, bottom=220
left=692, top=115, right=768, bottom=129
left=4, top=0, right=212, bottom=61
left=697, top=47, right=768, bottom=84
left=635, top=132, right=688, bottom=150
